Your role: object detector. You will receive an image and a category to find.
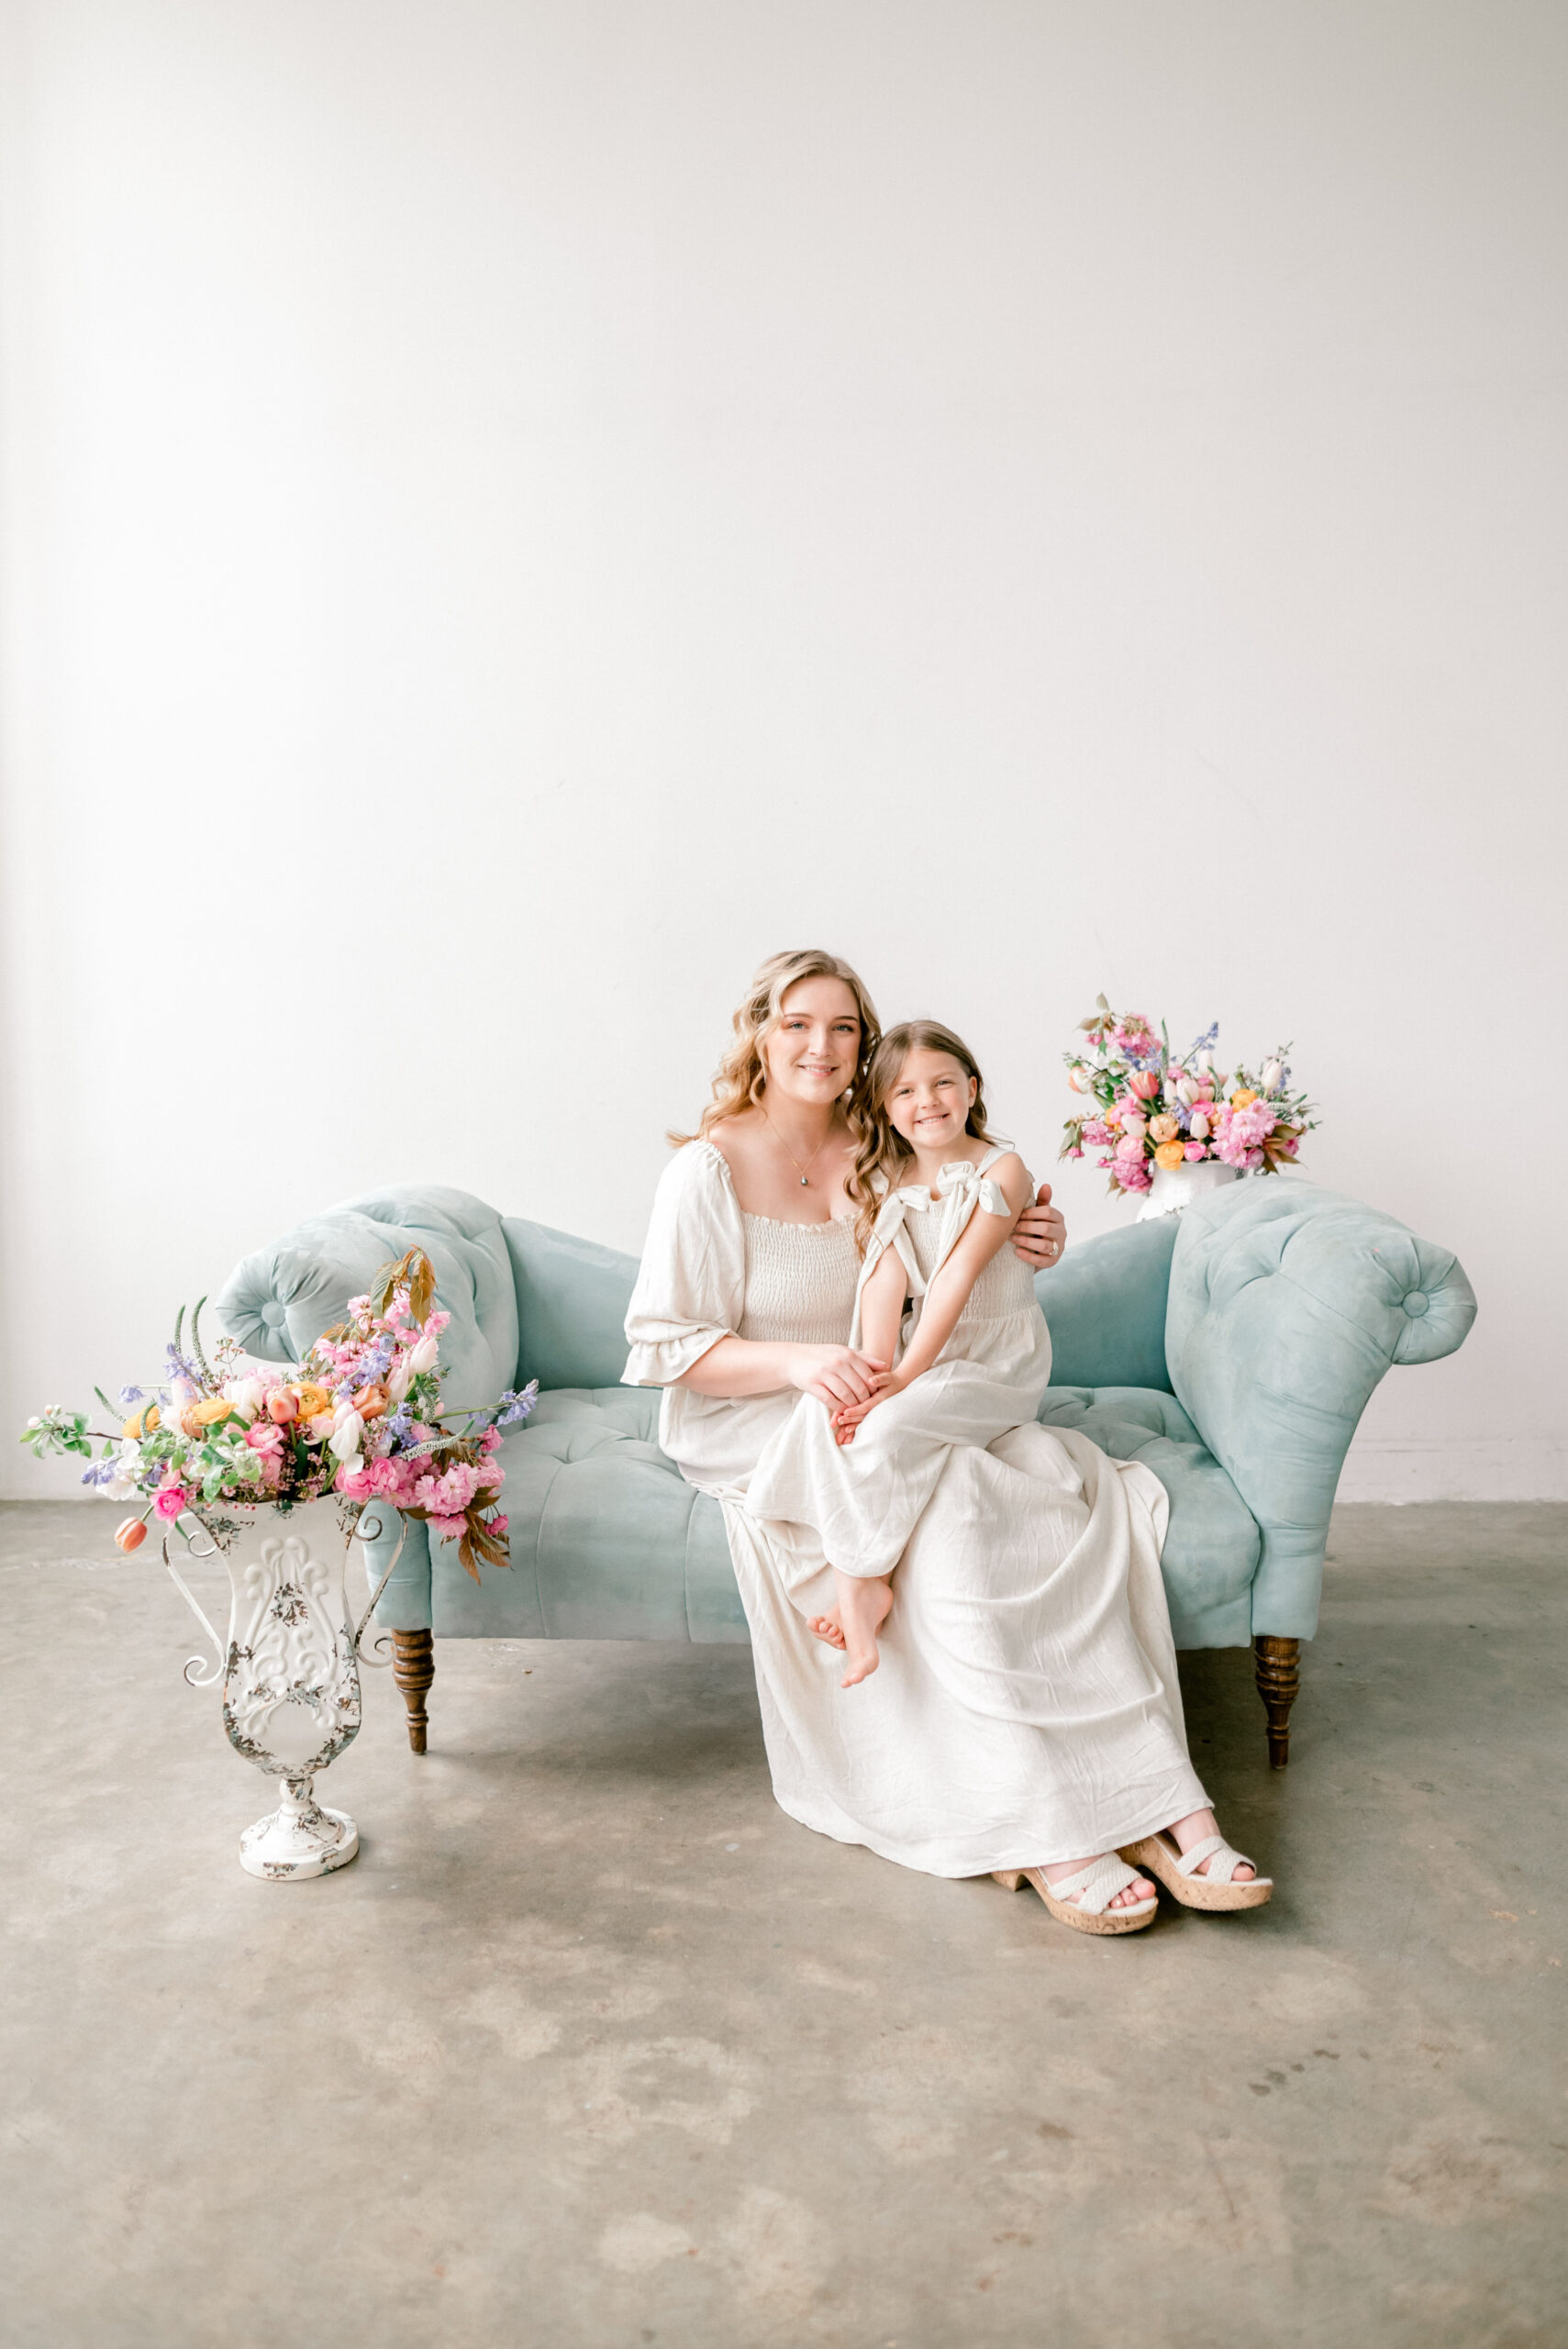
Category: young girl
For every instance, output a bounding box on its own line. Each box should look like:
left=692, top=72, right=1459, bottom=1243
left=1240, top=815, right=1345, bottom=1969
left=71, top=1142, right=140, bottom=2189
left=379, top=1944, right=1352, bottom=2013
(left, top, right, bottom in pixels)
left=745, top=1019, right=1052, bottom=1687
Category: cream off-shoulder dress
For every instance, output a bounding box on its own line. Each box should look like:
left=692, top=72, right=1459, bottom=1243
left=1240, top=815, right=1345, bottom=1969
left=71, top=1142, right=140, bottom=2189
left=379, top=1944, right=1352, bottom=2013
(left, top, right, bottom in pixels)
left=623, top=1140, right=1207, bottom=1878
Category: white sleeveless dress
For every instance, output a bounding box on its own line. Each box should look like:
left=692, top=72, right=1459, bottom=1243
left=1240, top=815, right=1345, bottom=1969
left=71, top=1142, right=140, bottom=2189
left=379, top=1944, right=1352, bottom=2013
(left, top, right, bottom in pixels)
left=623, top=1141, right=1207, bottom=1877
left=746, top=1146, right=1054, bottom=1587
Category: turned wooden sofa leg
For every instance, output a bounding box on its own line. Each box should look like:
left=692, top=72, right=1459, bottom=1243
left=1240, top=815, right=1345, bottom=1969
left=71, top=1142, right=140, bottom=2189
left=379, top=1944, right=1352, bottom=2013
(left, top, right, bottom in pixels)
left=1253, top=1636, right=1300, bottom=1768
left=393, top=1629, right=434, bottom=1753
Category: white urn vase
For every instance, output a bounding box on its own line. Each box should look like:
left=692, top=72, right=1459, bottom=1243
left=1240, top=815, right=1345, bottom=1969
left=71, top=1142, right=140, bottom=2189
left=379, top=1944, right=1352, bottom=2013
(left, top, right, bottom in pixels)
left=1136, top=1159, right=1240, bottom=1221
left=165, top=1496, right=397, bottom=1880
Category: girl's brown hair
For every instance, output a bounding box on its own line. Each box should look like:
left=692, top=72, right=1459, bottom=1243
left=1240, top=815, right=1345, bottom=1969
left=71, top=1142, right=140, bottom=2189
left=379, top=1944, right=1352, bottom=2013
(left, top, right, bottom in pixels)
left=847, top=1019, right=1005, bottom=1250
left=670, top=949, right=883, bottom=1148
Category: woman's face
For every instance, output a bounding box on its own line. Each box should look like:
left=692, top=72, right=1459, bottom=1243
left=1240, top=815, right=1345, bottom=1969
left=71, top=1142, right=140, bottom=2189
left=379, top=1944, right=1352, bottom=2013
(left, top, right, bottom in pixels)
left=760, top=977, right=862, bottom=1108
left=884, top=1048, right=978, bottom=1153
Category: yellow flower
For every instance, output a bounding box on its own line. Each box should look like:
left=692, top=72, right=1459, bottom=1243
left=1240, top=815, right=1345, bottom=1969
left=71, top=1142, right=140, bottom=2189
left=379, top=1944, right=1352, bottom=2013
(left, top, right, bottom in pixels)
left=1230, top=1087, right=1258, bottom=1109
left=182, top=1396, right=237, bottom=1438
left=289, top=1382, right=332, bottom=1420
left=1154, top=1140, right=1186, bottom=1171
left=122, top=1405, right=161, bottom=1439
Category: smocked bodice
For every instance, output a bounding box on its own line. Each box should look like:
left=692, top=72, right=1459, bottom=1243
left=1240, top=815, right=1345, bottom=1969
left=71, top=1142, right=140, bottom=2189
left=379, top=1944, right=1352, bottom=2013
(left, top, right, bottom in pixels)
left=739, top=1214, right=861, bottom=1346
left=903, top=1203, right=1040, bottom=1324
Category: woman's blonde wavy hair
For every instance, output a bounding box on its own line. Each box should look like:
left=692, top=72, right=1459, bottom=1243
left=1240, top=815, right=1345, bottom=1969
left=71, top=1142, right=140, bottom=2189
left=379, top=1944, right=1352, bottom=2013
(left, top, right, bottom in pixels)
left=847, top=1019, right=1005, bottom=1251
left=670, top=950, right=884, bottom=1149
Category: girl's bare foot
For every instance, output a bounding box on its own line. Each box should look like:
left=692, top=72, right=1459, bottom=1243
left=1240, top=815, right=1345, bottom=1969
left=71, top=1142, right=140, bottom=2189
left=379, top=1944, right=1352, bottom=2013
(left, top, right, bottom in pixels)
left=828, top=1570, right=893, bottom=1687
left=1040, top=1855, right=1157, bottom=1912
left=807, top=1613, right=847, bottom=1650
left=1166, top=1808, right=1255, bottom=1882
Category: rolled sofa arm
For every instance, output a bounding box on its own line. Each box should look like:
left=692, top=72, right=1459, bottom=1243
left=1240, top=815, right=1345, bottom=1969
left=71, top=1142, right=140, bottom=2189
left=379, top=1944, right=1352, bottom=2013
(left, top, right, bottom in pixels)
left=213, top=1183, right=518, bottom=1632
left=1164, top=1178, right=1477, bottom=1639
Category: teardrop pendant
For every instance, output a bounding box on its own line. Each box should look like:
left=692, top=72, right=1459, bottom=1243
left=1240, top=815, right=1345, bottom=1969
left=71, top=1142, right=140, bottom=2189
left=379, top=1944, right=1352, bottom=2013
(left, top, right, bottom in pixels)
left=800, top=1174, right=808, bottom=1186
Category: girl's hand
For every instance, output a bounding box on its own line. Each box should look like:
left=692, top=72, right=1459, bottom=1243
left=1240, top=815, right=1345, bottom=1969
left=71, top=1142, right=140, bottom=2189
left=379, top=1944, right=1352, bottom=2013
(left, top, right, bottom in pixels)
left=833, top=1371, right=906, bottom=1440
left=787, top=1345, right=890, bottom=1414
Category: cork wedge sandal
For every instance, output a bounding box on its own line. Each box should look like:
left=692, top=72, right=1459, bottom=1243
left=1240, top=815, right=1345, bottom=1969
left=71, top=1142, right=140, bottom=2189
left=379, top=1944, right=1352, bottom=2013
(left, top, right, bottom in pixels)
left=993, top=1854, right=1158, bottom=1937
left=1117, top=1831, right=1273, bottom=1912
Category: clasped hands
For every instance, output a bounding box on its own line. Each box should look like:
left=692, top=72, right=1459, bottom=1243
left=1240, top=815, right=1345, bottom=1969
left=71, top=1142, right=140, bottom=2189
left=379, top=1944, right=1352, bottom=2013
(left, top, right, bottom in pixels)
left=785, top=1182, right=1066, bottom=1441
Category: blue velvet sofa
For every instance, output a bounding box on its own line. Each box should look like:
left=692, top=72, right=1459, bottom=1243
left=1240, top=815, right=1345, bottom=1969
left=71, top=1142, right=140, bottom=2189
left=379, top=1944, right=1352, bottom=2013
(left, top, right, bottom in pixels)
left=215, top=1177, right=1476, bottom=1767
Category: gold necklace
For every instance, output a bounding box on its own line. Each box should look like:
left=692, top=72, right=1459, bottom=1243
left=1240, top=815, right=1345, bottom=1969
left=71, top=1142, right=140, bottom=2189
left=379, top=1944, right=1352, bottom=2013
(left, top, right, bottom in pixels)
left=762, top=1108, right=831, bottom=1187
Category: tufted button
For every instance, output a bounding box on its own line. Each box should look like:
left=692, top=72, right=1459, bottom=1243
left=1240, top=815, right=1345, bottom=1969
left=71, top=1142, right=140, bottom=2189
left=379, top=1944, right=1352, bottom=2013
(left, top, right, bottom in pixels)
left=1401, top=1290, right=1429, bottom=1318
left=261, top=1301, right=287, bottom=1330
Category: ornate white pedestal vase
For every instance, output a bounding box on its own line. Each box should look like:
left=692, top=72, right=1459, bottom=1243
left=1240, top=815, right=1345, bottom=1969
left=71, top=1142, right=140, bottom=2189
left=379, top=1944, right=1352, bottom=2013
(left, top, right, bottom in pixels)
left=164, top=1497, right=401, bottom=1880
left=1137, top=1160, right=1240, bottom=1221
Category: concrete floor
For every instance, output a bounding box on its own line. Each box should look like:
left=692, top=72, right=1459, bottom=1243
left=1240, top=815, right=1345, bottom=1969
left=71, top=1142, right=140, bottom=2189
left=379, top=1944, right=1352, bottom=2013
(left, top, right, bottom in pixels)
left=3, top=1502, right=1564, bottom=2349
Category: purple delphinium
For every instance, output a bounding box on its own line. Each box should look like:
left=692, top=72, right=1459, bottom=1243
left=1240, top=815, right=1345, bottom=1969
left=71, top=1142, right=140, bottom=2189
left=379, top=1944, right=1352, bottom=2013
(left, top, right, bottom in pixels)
left=495, top=1382, right=539, bottom=1429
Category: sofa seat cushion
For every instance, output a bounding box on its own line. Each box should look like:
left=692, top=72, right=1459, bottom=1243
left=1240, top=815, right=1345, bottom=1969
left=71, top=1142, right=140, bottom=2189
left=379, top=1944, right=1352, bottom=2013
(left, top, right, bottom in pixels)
left=1036, top=1386, right=1260, bottom=1648
left=431, top=1385, right=1260, bottom=1653
left=430, top=1390, right=747, bottom=1643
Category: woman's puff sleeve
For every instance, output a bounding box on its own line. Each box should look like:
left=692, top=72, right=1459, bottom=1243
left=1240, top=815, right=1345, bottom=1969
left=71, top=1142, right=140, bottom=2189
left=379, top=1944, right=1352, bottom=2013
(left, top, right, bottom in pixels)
left=622, top=1143, right=746, bottom=1387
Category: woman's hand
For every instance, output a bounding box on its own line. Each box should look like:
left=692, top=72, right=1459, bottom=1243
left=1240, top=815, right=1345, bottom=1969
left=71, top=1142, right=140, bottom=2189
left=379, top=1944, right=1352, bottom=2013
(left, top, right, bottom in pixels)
left=787, top=1345, right=890, bottom=1414
left=1012, top=1181, right=1066, bottom=1271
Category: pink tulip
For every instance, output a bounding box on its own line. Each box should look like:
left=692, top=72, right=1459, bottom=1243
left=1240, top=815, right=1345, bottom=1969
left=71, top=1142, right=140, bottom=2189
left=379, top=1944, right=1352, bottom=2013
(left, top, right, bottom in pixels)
left=1129, top=1071, right=1160, bottom=1099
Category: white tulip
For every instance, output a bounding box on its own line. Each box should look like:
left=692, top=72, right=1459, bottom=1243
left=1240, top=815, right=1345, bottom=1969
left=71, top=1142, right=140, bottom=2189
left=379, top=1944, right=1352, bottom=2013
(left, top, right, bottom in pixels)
left=1121, top=1113, right=1148, bottom=1140
left=386, top=1363, right=412, bottom=1403
left=1175, top=1077, right=1198, bottom=1107
left=328, top=1411, right=365, bottom=1464
left=409, top=1333, right=440, bottom=1375
left=306, top=1411, right=337, bottom=1444
left=222, top=1376, right=265, bottom=1422
left=1262, top=1060, right=1283, bottom=1095
left=1188, top=1110, right=1210, bottom=1140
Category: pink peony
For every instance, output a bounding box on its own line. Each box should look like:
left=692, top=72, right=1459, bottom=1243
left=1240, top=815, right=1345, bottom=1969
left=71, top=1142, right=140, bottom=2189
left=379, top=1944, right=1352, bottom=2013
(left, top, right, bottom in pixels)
left=335, top=1464, right=375, bottom=1498
left=1184, top=1141, right=1207, bottom=1162
left=154, top=1484, right=191, bottom=1520
left=245, top=1421, right=284, bottom=1457
left=1114, top=1133, right=1146, bottom=1163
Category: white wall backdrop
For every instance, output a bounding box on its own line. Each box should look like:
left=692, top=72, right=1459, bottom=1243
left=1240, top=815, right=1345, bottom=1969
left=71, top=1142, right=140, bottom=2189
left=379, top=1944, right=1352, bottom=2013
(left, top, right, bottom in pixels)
left=4, top=1, right=1563, bottom=1498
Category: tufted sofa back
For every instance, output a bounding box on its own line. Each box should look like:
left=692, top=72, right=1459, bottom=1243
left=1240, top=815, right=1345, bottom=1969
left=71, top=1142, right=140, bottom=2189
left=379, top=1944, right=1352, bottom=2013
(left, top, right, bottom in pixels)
left=216, top=1186, right=519, bottom=1408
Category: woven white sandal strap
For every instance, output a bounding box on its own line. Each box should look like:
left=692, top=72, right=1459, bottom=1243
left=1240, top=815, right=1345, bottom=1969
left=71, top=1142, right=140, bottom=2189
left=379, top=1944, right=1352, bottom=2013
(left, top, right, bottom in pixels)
left=1051, top=1854, right=1140, bottom=1916
left=1174, top=1834, right=1254, bottom=1885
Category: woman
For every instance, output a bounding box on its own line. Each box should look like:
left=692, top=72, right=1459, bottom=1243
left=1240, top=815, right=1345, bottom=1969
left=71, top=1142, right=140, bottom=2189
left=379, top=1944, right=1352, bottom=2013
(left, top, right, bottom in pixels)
left=623, top=950, right=1269, bottom=1933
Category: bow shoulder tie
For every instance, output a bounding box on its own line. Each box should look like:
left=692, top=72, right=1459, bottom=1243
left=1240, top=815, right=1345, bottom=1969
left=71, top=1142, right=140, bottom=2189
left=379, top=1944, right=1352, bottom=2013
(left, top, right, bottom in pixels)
left=890, top=1159, right=1013, bottom=1219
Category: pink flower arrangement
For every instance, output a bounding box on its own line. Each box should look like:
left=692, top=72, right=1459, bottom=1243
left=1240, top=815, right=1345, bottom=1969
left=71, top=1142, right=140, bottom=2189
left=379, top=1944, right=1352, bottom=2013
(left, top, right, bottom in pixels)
left=1060, top=996, right=1318, bottom=1200
left=22, top=1248, right=538, bottom=1584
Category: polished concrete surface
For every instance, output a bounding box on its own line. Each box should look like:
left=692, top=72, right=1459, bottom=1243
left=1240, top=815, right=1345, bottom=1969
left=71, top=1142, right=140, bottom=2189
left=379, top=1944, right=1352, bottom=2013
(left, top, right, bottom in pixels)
left=3, top=1500, right=1564, bottom=2349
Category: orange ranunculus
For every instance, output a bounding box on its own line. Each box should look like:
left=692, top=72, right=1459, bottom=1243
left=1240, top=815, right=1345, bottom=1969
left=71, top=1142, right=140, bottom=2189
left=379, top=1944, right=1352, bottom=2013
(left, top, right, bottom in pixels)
left=289, top=1383, right=332, bottom=1420
left=1154, top=1139, right=1186, bottom=1171
left=122, top=1405, right=161, bottom=1439
left=182, top=1396, right=237, bottom=1438
left=1230, top=1087, right=1258, bottom=1109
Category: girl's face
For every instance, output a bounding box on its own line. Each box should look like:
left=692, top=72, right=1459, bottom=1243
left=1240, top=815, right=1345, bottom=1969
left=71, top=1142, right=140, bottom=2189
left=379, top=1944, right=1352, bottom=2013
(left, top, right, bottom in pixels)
left=884, top=1047, right=978, bottom=1153
left=761, top=976, right=862, bottom=1108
